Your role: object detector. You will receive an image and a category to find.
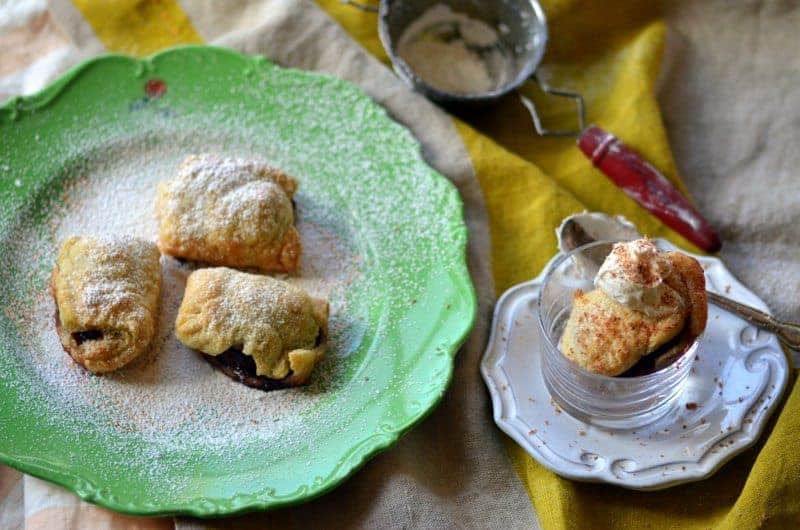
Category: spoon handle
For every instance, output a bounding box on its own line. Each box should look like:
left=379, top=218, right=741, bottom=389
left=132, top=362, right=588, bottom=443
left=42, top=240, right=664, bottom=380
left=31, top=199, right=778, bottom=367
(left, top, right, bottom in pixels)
left=707, top=291, right=800, bottom=350
left=577, top=126, right=721, bottom=252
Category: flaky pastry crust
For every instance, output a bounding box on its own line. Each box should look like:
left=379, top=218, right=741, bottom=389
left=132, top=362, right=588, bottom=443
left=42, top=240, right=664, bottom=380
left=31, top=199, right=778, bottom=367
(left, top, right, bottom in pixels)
left=175, top=267, right=328, bottom=387
left=50, top=236, right=162, bottom=373
left=156, top=154, right=301, bottom=273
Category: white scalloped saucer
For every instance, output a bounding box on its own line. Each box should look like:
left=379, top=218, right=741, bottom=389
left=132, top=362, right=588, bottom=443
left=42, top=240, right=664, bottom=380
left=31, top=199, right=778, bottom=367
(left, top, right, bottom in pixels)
left=481, top=240, right=789, bottom=490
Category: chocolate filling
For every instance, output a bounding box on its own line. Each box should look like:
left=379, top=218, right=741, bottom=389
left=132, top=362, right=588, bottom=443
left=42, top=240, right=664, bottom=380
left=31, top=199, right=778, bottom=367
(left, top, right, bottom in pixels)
left=72, top=329, right=104, bottom=345
left=53, top=301, right=104, bottom=372
left=202, top=349, right=294, bottom=392
left=54, top=302, right=104, bottom=346
left=620, top=323, right=694, bottom=377
left=202, top=331, right=323, bottom=392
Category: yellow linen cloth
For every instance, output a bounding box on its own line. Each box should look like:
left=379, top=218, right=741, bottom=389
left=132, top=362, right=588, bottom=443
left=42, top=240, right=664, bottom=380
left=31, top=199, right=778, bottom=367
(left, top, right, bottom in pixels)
left=27, top=0, right=800, bottom=527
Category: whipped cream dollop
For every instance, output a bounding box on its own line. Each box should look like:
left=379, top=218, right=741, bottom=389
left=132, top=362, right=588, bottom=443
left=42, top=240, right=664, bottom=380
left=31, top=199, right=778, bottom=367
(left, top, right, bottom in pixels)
left=594, top=238, right=681, bottom=317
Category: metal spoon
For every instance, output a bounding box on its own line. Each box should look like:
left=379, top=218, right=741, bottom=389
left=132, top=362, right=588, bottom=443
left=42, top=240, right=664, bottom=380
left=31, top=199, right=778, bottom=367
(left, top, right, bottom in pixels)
left=560, top=218, right=800, bottom=350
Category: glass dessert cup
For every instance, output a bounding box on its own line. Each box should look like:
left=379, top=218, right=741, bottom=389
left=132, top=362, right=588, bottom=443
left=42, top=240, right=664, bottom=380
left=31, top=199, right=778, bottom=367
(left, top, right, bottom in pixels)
left=538, top=241, right=697, bottom=430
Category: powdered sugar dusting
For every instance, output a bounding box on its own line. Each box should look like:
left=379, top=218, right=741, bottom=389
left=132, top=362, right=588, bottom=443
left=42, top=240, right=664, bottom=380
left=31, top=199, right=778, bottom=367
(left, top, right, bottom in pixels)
left=160, top=154, right=294, bottom=247
left=397, top=4, right=512, bottom=95
left=1, top=132, right=365, bottom=482
left=61, top=235, right=159, bottom=323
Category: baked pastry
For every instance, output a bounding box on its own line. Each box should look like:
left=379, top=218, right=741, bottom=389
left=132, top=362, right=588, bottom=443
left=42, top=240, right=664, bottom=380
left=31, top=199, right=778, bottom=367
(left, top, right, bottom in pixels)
left=638, top=251, right=708, bottom=374
left=560, top=239, right=707, bottom=376
left=156, top=154, right=301, bottom=273
left=175, top=267, right=328, bottom=390
left=50, top=235, right=162, bottom=373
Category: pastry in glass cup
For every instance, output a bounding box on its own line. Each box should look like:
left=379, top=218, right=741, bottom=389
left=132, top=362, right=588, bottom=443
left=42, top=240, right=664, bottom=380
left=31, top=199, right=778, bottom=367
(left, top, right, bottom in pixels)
left=559, top=238, right=707, bottom=377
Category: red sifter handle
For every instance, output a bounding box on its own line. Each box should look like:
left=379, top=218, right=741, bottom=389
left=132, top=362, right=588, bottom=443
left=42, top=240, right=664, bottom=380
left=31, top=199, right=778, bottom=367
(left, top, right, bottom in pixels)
left=578, top=125, right=721, bottom=252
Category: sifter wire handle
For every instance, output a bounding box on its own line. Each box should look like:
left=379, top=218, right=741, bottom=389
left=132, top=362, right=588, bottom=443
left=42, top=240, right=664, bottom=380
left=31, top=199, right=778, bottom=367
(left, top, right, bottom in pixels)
left=518, top=74, right=585, bottom=137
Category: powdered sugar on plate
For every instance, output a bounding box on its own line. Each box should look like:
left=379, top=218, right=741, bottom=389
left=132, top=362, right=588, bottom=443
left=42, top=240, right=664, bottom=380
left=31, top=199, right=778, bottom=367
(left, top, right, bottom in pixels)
left=2, top=131, right=364, bottom=463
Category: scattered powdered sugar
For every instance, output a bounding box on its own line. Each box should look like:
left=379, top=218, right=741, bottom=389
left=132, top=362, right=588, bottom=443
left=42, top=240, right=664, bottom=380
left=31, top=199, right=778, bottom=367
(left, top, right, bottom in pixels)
left=1, top=132, right=365, bottom=475
left=397, top=4, right=511, bottom=95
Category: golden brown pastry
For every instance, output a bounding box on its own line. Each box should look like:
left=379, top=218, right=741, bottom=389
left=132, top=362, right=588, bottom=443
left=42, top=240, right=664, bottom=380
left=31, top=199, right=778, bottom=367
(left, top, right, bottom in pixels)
left=156, top=154, right=301, bottom=273
left=175, top=267, right=328, bottom=390
left=560, top=239, right=707, bottom=376
left=560, top=288, right=688, bottom=376
left=649, top=250, right=708, bottom=371
left=50, top=235, right=162, bottom=373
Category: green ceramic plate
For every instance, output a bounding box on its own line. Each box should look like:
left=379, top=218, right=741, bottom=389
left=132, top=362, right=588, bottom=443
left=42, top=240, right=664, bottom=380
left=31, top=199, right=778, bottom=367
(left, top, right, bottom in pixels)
left=0, top=46, right=475, bottom=517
